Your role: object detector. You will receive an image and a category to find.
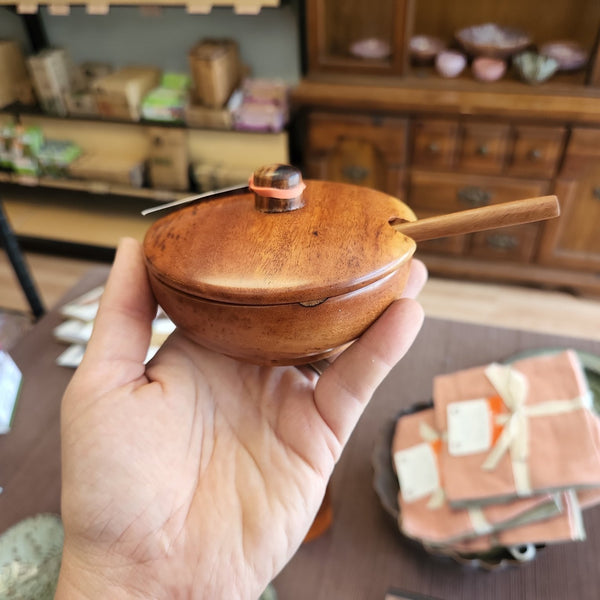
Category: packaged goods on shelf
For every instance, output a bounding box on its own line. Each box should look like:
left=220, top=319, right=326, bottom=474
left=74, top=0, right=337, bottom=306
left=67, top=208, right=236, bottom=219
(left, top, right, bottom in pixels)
left=147, top=127, right=189, bottom=191
left=188, top=39, right=241, bottom=108
left=91, top=66, right=161, bottom=121
left=68, top=152, right=145, bottom=187
left=141, top=73, right=191, bottom=123
left=0, top=124, right=14, bottom=169
left=233, top=78, right=289, bottom=132
left=0, top=123, right=44, bottom=176
left=193, top=161, right=249, bottom=192
left=64, top=91, right=99, bottom=118
left=36, top=140, right=82, bottom=177
left=79, top=61, right=113, bottom=86
left=185, top=88, right=242, bottom=130
left=64, top=61, right=113, bottom=117
left=0, top=40, right=34, bottom=109
left=27, top=48, right=79, bottom=117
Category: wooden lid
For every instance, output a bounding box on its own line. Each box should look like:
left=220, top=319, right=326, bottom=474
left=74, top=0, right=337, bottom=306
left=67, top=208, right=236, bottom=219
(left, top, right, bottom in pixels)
left=143, top=173, right=417, bottom=305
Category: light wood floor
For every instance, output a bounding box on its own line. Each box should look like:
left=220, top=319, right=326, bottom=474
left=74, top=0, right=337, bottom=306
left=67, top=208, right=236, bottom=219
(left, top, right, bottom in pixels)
left=1, top=249, right=600, bottom=346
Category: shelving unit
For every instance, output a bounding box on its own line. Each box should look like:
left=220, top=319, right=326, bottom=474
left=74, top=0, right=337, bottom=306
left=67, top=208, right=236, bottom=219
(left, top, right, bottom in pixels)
left=0, top=1, right=294, bottom=253
left=0, top=107, right=288, bottom=248
left=0, top=0, right=280, bottom=15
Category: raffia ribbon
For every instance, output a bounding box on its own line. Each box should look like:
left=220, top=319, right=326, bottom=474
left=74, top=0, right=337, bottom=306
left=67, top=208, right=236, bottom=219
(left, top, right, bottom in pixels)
left=419, top=421, right=447, bottom=509
left=481, top=363, right=592, bottom=496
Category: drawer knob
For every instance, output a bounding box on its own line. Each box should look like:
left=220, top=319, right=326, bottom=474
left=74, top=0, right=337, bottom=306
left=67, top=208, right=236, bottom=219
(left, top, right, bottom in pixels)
left=528, top=148, right=542, bottom=161
left=457, top=186, right=492, bottom=207
left=426, top=142, right=440, bottom=154
left=476, top=144, right=490, bottom=156
left=593, top=187, right=600, bottom=200
left=341, top=165, right=369, bottom=182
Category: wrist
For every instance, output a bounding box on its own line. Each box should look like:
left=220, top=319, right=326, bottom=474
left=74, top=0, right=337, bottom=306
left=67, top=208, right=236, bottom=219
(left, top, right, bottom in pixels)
left=55, top=544, right=164, bottom=600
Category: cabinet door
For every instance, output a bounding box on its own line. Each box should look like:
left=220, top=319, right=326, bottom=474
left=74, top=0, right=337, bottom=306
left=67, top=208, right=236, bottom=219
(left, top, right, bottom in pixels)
left=538, top=128, right=600, bottom=271
left=306, top=0, right=410, bottom=75
left=306, top=111, right=407, bottom=197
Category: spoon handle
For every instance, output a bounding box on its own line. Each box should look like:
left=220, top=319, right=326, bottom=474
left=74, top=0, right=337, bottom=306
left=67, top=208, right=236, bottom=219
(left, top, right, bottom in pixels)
left=392, top=195, right=560, bottom=242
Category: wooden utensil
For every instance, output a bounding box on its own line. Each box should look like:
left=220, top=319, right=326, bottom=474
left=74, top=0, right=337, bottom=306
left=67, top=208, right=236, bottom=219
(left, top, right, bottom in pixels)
left=391, top=195, right=559, bottom=242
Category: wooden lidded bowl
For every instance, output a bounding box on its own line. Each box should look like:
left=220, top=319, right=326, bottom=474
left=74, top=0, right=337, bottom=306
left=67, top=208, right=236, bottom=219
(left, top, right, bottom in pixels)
left=143, top=164, right=417, bottom=366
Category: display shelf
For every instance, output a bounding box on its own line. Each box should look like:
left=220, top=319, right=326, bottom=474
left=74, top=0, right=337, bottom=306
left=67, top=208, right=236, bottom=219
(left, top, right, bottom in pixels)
left=0, top=109, right=289, bottom=207
left=0, top=102, right=288, bottom=135
left=1, top=0, right=280, bottom=15
left=0, top=171, right=188, bottom=203
left=292, top=74, right=600, bottom=124
left=2, top=185, right=159, bottom=248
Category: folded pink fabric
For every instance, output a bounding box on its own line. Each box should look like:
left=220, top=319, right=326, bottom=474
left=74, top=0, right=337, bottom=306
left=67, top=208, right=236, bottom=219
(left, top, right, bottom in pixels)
left=433, top=350, right=600, bottom=505
left=392, top=408, right=556, bottom=545
left=450, top=490, right=585, bottom=554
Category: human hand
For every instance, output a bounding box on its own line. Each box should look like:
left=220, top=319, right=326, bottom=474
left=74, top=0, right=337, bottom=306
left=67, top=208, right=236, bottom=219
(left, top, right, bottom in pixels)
left=55, top=238, right=427, bottom=599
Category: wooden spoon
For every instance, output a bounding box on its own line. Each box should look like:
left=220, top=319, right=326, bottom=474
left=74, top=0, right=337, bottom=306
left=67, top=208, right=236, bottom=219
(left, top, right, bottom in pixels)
left=391, top=195, right=559, bottom=242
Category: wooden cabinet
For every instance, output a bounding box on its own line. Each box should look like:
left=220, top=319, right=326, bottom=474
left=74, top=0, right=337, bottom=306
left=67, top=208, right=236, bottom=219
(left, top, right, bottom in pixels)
left=538, top=128, right=600, bottom=271
left=298, top=108, right=600, bottom=293
left=294, top=0, right=600, bottom=294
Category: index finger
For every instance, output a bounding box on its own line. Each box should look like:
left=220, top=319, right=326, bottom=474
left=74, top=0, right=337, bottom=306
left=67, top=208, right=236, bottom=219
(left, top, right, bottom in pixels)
left=314, top=297, right=424, bottom=448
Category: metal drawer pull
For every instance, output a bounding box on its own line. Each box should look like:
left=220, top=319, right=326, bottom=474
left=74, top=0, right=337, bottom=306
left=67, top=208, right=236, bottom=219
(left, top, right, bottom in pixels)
left=485, top=233, right=519, bottom=250
left=457, top=186, right=492, bottom=207
left=426, top=142, right=440, bottom=154
left=476, top=144, right=490, bottom=156
left=341, top=165, right=369, bottom=182
left=528, top=148, right=542, bottom=161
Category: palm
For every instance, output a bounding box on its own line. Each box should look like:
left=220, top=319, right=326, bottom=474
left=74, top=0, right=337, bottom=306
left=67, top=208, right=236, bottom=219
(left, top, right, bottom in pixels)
left=57, top=239, right=426, bottom=599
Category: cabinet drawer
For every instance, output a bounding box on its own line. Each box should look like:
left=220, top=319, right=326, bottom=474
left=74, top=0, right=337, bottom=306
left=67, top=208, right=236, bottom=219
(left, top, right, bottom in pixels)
left=507, top=126, right=566, bottom=179
left=408, top=170, right=550, bottom=213
left=470, top=223, right=540, bottom=262
left=458, top=122, right=510, bottom=175
left=559, top=127, right=600, bottom=178
left=411, top=119, right=458, bottom=169
left=307, top=111, right=408, bottom=165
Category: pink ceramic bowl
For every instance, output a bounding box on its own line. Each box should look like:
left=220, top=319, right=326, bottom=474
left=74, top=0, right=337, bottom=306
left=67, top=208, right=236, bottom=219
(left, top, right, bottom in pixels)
left=472, top=57, right=506, bottom=82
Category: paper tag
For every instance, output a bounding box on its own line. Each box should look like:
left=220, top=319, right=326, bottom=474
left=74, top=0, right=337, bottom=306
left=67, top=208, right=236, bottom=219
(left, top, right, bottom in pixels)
left=447, top=398, right=492, bottom=456
left=394, top=443, right=439, bottom=503
left=0, top=351, right=23, bottom=434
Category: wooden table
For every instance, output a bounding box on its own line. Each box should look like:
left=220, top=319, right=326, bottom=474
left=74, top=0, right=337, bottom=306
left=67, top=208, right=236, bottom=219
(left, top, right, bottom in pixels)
left=2, top=267, right=600, bottom=599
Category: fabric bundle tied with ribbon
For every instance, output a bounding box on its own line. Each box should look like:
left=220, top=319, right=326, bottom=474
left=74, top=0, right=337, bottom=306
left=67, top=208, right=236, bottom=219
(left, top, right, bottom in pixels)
left=392, top=409, right=560, bottom=546
left=433, top=350, right=600, bottom=507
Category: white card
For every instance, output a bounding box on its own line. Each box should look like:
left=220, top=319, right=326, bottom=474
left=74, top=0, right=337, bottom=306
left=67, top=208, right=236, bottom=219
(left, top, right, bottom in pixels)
left=53, top=319, right=94, bottom=344
left=0, top=351, right=23, bottom=434
left=447, top=398, right=492, bottom=456
left=394, top=442, right=439, bottom=503
left=56, top=344, right=86, bottom=368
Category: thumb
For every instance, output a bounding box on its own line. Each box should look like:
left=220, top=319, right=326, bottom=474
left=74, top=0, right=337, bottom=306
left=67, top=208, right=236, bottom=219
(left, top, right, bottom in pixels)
left=76, top=237, right=157, bottom=394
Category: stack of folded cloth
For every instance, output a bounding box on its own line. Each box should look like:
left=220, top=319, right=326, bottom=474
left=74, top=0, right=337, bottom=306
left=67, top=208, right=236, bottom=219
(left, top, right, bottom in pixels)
left=392, top=350, right=600, bottom=556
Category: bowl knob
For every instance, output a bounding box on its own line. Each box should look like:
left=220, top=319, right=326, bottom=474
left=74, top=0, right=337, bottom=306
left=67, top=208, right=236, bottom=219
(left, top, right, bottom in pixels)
left=250, top=163, right=307, bottom=213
